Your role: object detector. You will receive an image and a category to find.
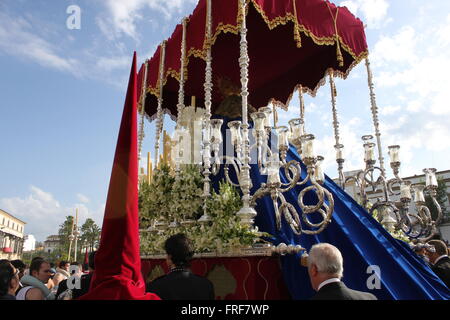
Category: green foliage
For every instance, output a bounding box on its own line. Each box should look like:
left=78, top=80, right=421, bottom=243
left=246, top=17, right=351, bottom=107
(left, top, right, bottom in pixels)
left=138, top=166, right=268, bottom=255
left=53, top=216, right=101, bottom=262
left=22, top=249, right=62, bottom=265
left=202, top=181, right=263, bottom=250
left=58, top=216, right=75, bottom=260
left=139, top=164, right=175, bottom=227
left=171, top=164, right=204, bottom=221
left=80, top=218, right=101, bottom=252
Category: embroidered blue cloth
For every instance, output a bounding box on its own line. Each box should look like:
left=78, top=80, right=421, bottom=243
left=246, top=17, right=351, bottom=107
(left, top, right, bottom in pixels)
left=211, top=116, right=450, bottom=300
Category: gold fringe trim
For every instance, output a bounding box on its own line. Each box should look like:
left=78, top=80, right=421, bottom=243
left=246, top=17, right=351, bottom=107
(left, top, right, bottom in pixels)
left=270, top=49, right=368, bottom=112
left=166, top=68, right=181, bottom=82
left=145, top=0, right=367, bottom=115
left=251, top=0, right=302, bottom=48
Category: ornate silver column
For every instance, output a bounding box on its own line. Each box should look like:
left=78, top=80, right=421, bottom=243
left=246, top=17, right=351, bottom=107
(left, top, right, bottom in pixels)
left=174, top=17, right=188, bottom=176
left=155, top=41, right=167, bottom=168
left=298, top=86, right=305, bottom=124
left=328, top=72, right=345, bottom=187
left=199, top=0, right=213, bottom=223
left=138, top=60, right=149, bottom=162
left=237, top=0, right=257, bottom=226
left=176, top=18, right=188, bottom=127
left=365, top=57, right=385, bottom=177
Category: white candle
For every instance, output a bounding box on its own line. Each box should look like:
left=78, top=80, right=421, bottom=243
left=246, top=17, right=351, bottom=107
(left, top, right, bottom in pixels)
left=267, top=155, right=281, bottom=184
left=213, top=128, right=222, bottom=144
left=259, top=107, right=272, bottom=127
left=400, top=183, right=412, bottom=199
left=413, top=185, right=426, bottom=202
left=292, top=126, right=301, bottom=139
left=228, top=121, right=242, bottom=146
left=255, top=119, right=264, bottom=131
left=390, top=150, right=399, bottom=162
left=315, top=158, right=325, bottom=182
left=277, top=130, right=289, bottom=148
left=424, top=168, right=438, bottom=187
left=289, top=119, right=304, bottom=140
left=303, top=139, right=314, bottom=157
left=364, top=148, right=374, bottom=162
left=388, top=145, right=400, bottom=163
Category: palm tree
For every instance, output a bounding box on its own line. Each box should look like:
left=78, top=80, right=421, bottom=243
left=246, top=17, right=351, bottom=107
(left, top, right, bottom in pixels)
left=80, top=218, right=101, bottom=252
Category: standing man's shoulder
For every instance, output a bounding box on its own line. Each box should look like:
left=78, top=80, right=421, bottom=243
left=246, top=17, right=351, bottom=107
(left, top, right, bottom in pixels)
left=355, top=290, right=378, bottom=300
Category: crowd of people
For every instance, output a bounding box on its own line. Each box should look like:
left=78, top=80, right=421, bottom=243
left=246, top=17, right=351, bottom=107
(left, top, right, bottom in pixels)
left=0, top=252, right=96, bottom=300
left=0, top=235, right=449, bottom=300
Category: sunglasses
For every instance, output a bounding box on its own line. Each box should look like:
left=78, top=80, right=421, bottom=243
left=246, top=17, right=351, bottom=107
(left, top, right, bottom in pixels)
left=9, top=268, right=19, bottom=281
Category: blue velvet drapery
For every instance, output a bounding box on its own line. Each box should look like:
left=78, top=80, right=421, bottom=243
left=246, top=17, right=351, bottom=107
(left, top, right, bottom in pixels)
left=211, top=116, right=450, bottom=300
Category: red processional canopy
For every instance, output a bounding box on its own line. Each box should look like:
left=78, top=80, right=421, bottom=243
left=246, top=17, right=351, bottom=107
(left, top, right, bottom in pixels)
left=138, top=0, right=368, bottom=120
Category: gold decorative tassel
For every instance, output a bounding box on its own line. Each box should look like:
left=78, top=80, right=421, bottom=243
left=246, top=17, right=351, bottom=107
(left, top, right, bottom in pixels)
left=336, top=39, right=344, bottom=67
left=327, top=4, right=344, bottom=67
left=292, top=0, right=302, bottom=48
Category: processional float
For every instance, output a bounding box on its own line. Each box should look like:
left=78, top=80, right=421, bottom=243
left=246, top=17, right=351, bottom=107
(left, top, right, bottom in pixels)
left=137, top=0, right=442, bottom=257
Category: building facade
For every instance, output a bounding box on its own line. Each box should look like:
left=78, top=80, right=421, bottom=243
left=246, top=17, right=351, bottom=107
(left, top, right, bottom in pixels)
left=0, top=209, right=26, bottom=260
left=23, top=234, right=36, bottom=252
left=43, top=235, right=61, bottom=253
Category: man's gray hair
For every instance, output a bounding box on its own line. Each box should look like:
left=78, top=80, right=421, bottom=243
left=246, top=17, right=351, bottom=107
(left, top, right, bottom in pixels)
left=308, top=243, right=343, bottom=278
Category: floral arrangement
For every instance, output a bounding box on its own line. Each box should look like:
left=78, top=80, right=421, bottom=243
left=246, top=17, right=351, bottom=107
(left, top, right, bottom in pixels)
left=139, top=164, right=268, bottom=255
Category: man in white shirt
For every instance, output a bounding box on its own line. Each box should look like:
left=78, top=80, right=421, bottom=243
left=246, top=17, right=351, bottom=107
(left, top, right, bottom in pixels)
left=16, top=259, right=53, bottom=300
left=426, top=240, right=450, bottom=288
left=307, top=243, right=377, bottom=300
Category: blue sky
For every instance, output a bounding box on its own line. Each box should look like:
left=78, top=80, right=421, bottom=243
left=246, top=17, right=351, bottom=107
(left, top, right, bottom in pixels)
left=0, top=0, right=449, bottom=241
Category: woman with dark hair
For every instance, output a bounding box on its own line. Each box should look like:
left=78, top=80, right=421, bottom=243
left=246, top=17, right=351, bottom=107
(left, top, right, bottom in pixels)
left=146, top=233, right=215, bottom=300
left=0, top=262, right=20, bottom=300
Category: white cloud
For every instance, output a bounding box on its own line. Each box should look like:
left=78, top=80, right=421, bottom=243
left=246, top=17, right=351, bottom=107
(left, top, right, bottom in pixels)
left=340, top=0, right=390, bottom=28
left=76, top=194, right=90, bottom=204
left=436, top=14, right=450, bottom=47
left=371, top=26, right=418, bottom=66
left=380, top=105, right=402, bottom=116
left=98, top=0, right=197, bottom=41
left=363, top=14, right=450, bottom=177
left=96, top=56, right=130, bottom=72
left=0, top=12, right=80, bottom=76
left=0, top=186, right=103, bottom=242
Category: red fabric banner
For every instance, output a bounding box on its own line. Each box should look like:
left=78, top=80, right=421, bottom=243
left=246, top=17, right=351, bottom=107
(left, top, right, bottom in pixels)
left=80, top=53, right=160, bottom=300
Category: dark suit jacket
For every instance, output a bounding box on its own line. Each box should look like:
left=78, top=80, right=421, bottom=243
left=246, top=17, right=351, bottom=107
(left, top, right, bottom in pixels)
left=146, top=269, right=215, bottom=300
left=311, top=281, right=377, bottom=300
left=431, top=256, right=450, bottom=289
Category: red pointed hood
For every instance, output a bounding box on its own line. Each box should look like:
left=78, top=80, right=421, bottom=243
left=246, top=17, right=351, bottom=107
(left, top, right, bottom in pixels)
left=79, top=52, right=159, bottom=300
